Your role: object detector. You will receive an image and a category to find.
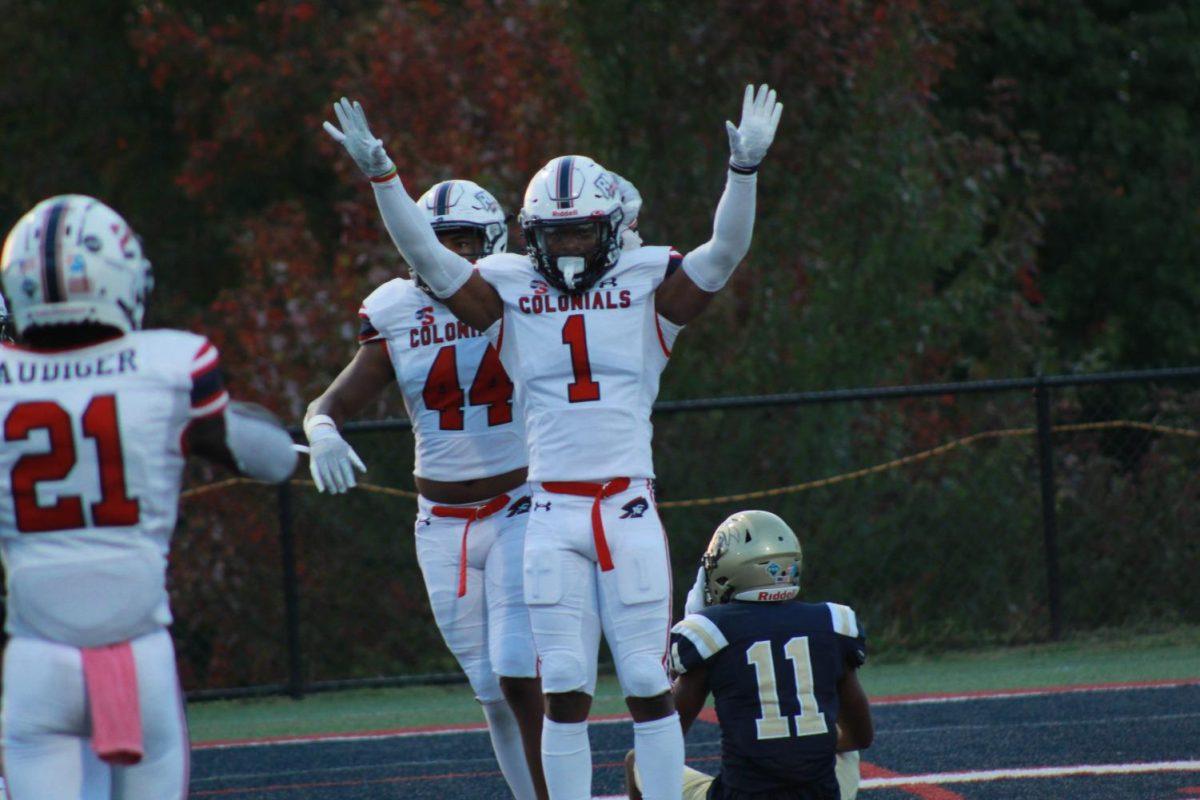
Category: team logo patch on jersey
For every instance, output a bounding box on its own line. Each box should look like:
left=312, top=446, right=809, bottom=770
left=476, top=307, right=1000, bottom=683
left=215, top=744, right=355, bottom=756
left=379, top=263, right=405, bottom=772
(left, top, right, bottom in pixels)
left=530, top=279, right=549, bottom=295
left=415, top=306, right=435, bottom=326
left=507, top=496, right=532, bottom=517
left=534, top=501, right=552, bottom=512
left=619, top=497, right=649, bottom=519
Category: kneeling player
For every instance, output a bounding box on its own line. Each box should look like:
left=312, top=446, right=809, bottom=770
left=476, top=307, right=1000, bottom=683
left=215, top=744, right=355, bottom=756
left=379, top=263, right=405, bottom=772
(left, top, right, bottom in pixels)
left=627, top=510, right=873, bottom=800
left=0, top=195, right=298, bottom=799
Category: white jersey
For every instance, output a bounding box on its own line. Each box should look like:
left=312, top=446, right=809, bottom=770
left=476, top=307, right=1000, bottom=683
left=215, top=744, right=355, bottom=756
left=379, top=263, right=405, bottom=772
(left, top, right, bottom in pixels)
left=0, top=330, right=229, bottom=647
left=358, top=278, right=526, bottom=481
left=478, top=246, right=683, bottom=482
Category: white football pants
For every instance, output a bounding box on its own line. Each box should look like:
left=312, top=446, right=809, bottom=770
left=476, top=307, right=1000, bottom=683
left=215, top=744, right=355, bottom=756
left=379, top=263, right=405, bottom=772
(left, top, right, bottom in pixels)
left=1, top=628, right=188, bottom=800
left=523, top=479, right=672, bottom=699
left=415, top=489, right=539, bottom=704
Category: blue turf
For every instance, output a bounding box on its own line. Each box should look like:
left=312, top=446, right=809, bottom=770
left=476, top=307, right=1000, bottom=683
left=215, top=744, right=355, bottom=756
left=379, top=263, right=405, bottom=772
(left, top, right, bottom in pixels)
left=190, top=684, right=1200, bottom=799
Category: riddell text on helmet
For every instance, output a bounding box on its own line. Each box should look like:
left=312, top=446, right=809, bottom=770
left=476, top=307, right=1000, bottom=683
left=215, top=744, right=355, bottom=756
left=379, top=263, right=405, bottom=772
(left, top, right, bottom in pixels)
left=757, top=589, right=795, bottom=601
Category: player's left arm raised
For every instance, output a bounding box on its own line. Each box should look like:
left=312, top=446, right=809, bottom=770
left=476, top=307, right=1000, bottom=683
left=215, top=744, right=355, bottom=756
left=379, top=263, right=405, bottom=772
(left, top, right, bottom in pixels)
left=656, top=84, right=783, bottom=325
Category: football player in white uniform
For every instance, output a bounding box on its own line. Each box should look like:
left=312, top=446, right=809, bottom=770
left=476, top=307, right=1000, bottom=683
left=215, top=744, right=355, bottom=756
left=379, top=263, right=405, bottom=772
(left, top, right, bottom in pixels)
left=323, top=83, right=782, bottom=800
left=303, top=177, right=546, bottom=800
left=0, top=195, right=298, bottom=799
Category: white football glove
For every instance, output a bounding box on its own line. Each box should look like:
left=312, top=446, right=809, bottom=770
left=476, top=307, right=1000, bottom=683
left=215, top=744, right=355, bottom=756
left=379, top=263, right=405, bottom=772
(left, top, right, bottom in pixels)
left=725, top=83, right=784, bottom=171
left=684, top=565, right=708, bottom=615
left=305, top=417, right=367, bottom=494
left=322, top=97, right=396, bottom=180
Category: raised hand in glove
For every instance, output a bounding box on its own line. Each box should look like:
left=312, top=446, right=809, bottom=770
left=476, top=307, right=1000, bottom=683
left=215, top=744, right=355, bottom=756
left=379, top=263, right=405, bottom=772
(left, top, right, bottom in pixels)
left=304, top=417, right=367, bottom=494
left=725, top=83, right=784, bottom=172
left=322, top=97, right=396, bottom=180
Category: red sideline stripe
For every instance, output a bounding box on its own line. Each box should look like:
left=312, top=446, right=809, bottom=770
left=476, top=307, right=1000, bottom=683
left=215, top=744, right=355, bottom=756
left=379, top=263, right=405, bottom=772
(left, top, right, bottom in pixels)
left=861, top=761, right=967, bottom=800
left=191, top=677, right=1200, bottom=750
left=193, top=711, right=637, bottom=750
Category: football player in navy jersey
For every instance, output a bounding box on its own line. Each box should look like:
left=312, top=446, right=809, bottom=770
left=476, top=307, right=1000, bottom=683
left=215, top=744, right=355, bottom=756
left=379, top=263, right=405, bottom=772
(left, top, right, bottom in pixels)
left=627, top=510, right=873, bottom=800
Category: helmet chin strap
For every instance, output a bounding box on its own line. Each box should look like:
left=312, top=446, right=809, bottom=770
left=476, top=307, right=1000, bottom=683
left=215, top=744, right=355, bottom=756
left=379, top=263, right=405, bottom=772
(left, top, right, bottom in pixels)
left=557, top=256, right=586, bottom=289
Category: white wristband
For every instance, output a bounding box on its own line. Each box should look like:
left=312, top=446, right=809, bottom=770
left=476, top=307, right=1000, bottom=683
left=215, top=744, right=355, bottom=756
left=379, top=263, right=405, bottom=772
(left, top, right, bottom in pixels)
left=304, top=413, right=338, bottom=441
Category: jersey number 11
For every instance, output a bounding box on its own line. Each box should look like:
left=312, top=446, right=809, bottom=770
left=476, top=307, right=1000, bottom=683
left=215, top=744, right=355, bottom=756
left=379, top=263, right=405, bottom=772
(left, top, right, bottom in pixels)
left=746, top=637, right=828, bottom=740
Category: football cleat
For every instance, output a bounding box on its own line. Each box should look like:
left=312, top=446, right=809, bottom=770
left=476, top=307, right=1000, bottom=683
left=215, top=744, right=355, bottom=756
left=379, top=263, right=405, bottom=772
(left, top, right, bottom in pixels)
left=1, top=195, right=153, bottom=337
left=519, top=155, right=624, bottom=294
left=702, top=510, right=802, bottom=605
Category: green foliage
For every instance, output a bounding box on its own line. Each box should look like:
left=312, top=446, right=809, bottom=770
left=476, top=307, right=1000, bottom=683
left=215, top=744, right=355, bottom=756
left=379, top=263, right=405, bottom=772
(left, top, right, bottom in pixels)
left=937, top=0, right=1200, bottom=368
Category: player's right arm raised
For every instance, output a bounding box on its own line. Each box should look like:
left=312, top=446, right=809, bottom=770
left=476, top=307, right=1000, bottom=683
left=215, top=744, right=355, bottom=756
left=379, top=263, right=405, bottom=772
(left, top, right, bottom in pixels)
left=322, top=98, right=502, bottom=331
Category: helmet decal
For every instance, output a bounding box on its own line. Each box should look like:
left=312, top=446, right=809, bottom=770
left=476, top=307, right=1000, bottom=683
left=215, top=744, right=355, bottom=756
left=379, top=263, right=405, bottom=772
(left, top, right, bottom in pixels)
left=433, top=182, right=453, bottom=217
left=555, top=156, right=575, bottom=209
left=41, top=201, right=67, bottom=303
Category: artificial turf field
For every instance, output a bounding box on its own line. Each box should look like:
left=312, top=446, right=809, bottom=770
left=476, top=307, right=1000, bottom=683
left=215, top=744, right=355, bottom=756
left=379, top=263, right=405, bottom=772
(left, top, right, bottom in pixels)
left=186, top=632, right=1200, bottom=799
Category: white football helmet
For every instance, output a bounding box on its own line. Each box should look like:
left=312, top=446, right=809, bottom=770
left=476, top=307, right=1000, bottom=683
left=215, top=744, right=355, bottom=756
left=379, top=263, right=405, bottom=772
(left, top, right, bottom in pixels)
left=1, top=195, right=153, bottom=337
left=417, top=179, right=507, bottom=261
left=519, top=155, right=624, bottom=293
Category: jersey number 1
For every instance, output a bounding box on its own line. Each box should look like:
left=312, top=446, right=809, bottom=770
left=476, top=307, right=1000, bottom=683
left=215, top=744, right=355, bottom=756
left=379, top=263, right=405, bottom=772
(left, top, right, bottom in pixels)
left=5, top=395, right=140, bottom=533
left=746, top=637, right=828, bottom=740
left=562, top=314, right=600, bottom=402
left=422, top=344, right=514, bottom=430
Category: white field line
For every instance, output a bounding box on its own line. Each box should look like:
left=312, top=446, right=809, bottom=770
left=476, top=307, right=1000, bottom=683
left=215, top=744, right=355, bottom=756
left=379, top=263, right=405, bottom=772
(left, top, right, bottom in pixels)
left=860, top=759, right=1200, bottom=788
left=871, top=679, right=1199, bottom=707
left=594, top=759, right=1200, bottom=799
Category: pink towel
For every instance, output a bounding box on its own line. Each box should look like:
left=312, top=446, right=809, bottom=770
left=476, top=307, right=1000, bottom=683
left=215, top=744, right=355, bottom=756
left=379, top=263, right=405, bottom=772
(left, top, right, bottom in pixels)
left=81, top=641, right=144, bottom=766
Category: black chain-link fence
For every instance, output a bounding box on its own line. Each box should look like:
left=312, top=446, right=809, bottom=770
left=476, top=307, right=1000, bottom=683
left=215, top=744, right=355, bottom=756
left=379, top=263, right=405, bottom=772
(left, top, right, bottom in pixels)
left=174, top=367, right=1200, bottom=699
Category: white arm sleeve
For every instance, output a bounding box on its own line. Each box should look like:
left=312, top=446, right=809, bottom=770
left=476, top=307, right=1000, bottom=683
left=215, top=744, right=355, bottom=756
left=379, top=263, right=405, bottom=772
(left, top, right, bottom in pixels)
left=680, top=170, right=758, bottom=293
left=224, top=403, right=298, bottom=484
left=371, top=175, right=473, bottom=299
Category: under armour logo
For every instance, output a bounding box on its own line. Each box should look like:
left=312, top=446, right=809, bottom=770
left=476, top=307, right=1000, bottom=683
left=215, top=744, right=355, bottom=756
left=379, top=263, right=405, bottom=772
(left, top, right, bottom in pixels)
left=417, top=516, right=432, bottom=527
left=619, top=497, right=648, bottom=519
left=507, top=496, right=532, bottom=517
left=595, top=277, right=618, bottom=289
left=534, top=501, right=552, bottom=512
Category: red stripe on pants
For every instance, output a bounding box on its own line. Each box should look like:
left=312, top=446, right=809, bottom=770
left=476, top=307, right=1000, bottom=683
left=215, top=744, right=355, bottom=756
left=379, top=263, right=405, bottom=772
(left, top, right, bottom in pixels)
left=431, top=493, right=511, bottom=597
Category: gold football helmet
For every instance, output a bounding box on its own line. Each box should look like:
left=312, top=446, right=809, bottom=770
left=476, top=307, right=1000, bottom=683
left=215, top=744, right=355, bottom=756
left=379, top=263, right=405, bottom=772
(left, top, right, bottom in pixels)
left=702, top=510, right=802, bottom=604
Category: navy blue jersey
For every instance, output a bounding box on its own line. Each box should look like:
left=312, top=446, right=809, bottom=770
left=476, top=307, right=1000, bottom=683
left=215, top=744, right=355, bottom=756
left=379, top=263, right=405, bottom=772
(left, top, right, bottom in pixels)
left=671, top=600, right=867, bottom=795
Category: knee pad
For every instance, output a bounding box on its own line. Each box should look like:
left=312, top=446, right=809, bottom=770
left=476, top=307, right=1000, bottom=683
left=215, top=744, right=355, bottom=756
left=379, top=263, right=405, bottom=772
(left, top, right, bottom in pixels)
left=539, top=650, right=588, bottom=694
left=469, top=672, right=504, bottom=705
left=491, top=646, right=538, bottom=681
left=616, top=653, right=670, bottom=698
